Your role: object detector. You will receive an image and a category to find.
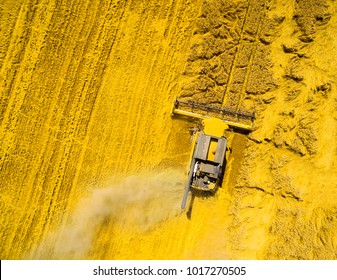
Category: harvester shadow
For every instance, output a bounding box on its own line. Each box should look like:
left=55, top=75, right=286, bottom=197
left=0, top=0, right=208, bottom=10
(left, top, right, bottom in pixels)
left=171, top=113, right=200, bottom=126
left=186, top=190, right=216, bottom=220
left=186, top=195, right=195, bottom=220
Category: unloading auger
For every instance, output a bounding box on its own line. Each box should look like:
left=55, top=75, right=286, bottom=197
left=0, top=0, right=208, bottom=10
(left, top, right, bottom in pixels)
left=172, top=99, right=255, bottom=209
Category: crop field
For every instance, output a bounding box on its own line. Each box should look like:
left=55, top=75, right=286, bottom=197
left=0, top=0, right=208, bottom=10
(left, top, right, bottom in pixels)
left=1, top=0, right=337, bottom=259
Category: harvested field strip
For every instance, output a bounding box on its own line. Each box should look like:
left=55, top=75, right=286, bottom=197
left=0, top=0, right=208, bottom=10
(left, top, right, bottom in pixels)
left=0, top=0, right=203, bottom=259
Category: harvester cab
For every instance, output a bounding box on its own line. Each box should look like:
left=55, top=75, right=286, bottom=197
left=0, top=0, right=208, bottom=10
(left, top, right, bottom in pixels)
left=172, top=99, right=255, bottom=209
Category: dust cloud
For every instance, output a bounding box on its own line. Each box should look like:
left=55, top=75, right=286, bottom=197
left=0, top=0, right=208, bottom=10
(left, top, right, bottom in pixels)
left=31, top=169, right=185, bottom=259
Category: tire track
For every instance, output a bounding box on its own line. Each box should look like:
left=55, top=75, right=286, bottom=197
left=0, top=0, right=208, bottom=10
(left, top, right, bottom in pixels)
left=0, top=0, right=39, bottom=154
left=179, top=0, right=269, bottom=114
left=221, top=0, right=267, bottom=111
left=236, top=1, right=267, bottom=111
left=221, top=0, right=252, bottom=109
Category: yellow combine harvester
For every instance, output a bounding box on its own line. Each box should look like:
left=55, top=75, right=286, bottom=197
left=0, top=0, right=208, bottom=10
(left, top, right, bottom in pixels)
left=172, top=99, right=255, bottom=209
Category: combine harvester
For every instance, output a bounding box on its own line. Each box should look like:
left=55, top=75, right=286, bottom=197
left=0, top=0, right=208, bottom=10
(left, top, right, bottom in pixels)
left=172, top=99, right=255, bottom=209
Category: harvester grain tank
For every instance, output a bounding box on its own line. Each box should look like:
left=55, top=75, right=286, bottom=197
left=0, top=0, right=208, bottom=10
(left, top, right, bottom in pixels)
left=172, top=99, right=255, bottom=209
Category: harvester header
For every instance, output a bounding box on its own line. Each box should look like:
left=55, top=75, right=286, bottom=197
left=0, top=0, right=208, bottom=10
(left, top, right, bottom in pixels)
left=172, top=99, right=255, bottom=132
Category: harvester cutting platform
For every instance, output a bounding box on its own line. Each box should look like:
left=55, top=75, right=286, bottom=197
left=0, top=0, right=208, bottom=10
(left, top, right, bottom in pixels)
left=172, top=99, right=255, bottom=209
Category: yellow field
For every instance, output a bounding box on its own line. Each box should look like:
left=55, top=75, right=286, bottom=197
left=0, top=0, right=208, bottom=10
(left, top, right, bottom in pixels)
left=1, top=0, right=337, bottom=259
